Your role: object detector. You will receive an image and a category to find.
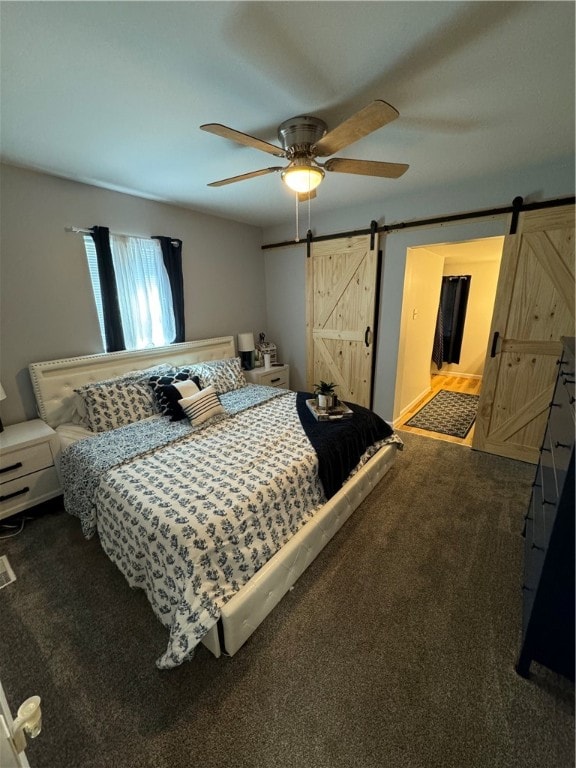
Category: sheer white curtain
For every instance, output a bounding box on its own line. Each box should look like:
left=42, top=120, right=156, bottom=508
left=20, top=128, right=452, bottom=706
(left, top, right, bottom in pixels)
left=110, top=235, right=176, bottom=349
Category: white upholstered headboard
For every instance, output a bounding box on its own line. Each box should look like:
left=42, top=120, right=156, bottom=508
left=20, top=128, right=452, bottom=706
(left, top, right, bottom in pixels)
left=29, top=336, right=236, bottom=428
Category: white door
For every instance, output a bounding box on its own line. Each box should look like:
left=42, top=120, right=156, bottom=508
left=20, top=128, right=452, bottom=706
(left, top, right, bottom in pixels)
left=0, top=682, right=31, bottom=768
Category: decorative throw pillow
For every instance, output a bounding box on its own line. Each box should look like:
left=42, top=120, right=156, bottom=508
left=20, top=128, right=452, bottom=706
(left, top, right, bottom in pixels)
left=186, top=357, right=246, bottom=395
left=179, top=385, right=225, bottom=426
left=148, top=371, right=202, bottom=419
left=73, top=364, right=173, bottom=428
left=74, top=378, right=160, bottom=433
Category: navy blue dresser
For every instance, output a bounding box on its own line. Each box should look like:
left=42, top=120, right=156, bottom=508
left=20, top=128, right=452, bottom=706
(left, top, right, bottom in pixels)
left=516, top=337, right=575, bottom=681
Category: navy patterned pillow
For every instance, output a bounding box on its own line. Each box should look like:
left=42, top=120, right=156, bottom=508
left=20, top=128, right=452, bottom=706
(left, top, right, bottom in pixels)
left=185, top=357, right=246, bottom=394
left=149, top=372, right=202, bottom=420
left=74, top=379, right=160, bottom=433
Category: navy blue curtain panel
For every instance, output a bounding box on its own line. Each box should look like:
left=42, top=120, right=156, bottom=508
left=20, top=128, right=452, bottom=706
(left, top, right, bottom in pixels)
left=91, top=225, right=125, bottom=352
left=432, top=275, right=471, bottom=369
left=153, top=236, right=185, bottom=343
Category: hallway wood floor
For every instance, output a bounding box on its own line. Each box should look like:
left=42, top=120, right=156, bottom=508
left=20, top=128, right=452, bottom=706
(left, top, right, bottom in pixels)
left=395, top=374, right=482, bottom=447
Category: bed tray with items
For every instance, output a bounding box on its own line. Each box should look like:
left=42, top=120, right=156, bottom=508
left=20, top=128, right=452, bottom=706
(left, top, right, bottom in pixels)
left=29, top=336, right=402, bottom=669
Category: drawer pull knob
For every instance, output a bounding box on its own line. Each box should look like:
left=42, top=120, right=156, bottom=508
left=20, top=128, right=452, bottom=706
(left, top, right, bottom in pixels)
left=0, top=486, right=29, bottom=503
left=555, top=441, right=571, bottom=449
left=531, top=543, right=545, bottom=552
left=0, top=461, right=23, bottom=475
left=542, top=499, right=555, bottom=505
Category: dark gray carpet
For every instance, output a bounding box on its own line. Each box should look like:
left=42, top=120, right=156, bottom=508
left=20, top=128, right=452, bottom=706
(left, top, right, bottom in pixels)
left=1, top=432, right=573, bottom=768
left=406, top=389, right=479, bottom=437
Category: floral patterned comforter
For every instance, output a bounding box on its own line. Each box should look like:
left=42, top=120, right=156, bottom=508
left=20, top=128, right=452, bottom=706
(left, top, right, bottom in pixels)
left=60, top=386, right=397, bottom=669
left=59, top=384, right=283, bottom=538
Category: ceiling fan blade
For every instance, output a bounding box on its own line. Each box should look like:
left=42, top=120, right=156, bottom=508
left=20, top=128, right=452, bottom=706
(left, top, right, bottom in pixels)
left=201, top=123, right=285, bottom=158
left=325, top=158, right=409, bottom=179
left=312, top=100, right=400, bottom=157
left=207, top=167, right=283, bottom=187
left=297, top=189, right=317, bottom=202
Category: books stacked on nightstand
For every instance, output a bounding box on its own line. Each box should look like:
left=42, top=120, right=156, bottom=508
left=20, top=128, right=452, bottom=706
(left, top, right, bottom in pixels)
left=306, top=399, right=353, bottom=421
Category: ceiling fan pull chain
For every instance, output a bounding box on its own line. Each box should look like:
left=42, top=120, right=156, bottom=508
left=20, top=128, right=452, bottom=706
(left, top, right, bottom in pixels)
left=295, top=191, right=300, bottom=242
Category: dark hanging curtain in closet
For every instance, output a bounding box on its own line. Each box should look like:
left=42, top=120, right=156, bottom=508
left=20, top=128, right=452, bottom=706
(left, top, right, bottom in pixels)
left=432, top=275, right=471, bottom=369
left=90, top=225, right=125, bottom=352
left=152, top=236, right=185, bottom=343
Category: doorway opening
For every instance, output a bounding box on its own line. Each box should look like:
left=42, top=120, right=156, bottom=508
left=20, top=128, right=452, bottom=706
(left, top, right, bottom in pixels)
left=393, top=236, right=504, bottom=446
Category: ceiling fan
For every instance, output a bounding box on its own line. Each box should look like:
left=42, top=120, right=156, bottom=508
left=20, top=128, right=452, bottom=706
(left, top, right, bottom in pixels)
left=200, top=100, right=409, bottom=200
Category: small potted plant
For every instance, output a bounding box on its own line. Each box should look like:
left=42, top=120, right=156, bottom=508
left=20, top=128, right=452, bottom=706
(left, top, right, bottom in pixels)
left=314, top=381, right=338, bottom=411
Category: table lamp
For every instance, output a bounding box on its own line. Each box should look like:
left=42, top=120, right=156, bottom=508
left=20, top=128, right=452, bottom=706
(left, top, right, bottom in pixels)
left=237, top=333, right=255, bottom=370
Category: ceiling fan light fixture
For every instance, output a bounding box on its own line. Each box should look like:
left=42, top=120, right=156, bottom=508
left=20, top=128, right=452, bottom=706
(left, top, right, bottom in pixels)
left=281, top=161, right=324, bottom=193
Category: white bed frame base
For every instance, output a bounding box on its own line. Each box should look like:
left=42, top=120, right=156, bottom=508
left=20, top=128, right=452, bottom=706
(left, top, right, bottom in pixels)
left=28, top=336, right=398, bottom=661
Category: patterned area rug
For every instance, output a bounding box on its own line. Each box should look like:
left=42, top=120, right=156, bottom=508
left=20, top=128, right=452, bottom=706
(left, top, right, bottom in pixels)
left=405, top=389, right=479, bottom=438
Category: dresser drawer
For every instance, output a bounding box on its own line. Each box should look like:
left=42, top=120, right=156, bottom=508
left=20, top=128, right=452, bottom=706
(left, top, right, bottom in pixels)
left=0, top=466, right=61, bottom=519
left=558, top=353, right=575, bottom=412
left=0, top=442, right=54, bottom=483
left=548, top=392, right=574, bottom=458
left=538, top=441, right=558, bottom=508
left=527, top=483, right=550, bottom=550
left=522, top=520, right=545, bottom=636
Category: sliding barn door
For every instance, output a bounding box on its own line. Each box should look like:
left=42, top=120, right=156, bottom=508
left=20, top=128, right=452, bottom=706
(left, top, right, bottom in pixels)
left=473, top=205, right=575, bottom=463
left=306, top=234, right=380, bottom=408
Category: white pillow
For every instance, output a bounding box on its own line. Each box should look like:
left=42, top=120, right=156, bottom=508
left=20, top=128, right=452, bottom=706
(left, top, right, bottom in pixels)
left=179, top=385, right=225, bottom=426
left=173, top=379, right=201, bottom=398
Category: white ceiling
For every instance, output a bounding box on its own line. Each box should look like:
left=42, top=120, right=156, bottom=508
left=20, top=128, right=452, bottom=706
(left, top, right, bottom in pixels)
left=1, top=1, right=574, bottom=229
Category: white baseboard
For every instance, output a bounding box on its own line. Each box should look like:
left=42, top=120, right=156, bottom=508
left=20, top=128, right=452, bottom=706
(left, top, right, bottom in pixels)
left=394, top=386, right=432, bottom=427
left=431, top=371, right=481, bottom=380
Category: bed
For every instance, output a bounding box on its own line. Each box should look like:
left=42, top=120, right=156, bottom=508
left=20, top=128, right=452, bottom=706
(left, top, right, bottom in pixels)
left=29, top=336, right=401, bottom=668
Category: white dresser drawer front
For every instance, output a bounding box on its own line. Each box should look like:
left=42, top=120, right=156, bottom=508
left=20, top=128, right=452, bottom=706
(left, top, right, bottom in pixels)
left=0, top=442, right=54, bottom=482
left=258, top=369, right=289, bottom=388
left=0, top=466, right=61, bottom=519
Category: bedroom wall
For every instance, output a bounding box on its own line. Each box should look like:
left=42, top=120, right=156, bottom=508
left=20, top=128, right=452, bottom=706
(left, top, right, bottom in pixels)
left=262, top=155, right=575, bottom=421
left=0, top=164, right=266, bottom=426
left=395, top=246, right=445, bottom=420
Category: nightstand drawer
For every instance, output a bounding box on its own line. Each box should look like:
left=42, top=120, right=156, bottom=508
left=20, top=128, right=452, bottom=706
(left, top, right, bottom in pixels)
left=244, top=365, right=290, bottom=389
left=0, top=442, right=54, bottom=482
left=0, top=466, right=61, bottom=518
left=257, top=368, right=289, bottom=388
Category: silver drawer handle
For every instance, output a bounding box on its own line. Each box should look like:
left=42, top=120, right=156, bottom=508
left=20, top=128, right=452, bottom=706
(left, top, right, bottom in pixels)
left=0, top=461, right=23, bottom=475
left=0, top=486, right=29, bottom=503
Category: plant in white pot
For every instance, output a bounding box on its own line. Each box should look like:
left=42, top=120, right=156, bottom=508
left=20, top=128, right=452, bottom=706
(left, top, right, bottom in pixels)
left=314, top=381, right=338, bottom=411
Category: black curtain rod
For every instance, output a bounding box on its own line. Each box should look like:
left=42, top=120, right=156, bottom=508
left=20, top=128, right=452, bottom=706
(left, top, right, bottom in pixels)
left=261, top=195, right=575, bottom=251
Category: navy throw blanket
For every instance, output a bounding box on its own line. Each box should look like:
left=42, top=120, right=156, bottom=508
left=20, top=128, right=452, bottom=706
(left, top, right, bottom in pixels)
left=296, top=392, right=394, bottom=499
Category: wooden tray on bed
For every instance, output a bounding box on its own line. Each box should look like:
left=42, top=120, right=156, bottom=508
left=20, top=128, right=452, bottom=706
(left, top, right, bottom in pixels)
left=306, top=399, right=353, bottom=421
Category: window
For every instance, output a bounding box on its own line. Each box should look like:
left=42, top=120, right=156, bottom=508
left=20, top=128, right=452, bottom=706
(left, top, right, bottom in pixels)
left=84, top=234, right=176, bottom=350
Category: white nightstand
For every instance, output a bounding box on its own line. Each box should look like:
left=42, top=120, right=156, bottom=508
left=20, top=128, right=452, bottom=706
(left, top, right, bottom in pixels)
left=0, top=420, right=61, bottom=521
left=244, top=364, right=290, bottom=389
